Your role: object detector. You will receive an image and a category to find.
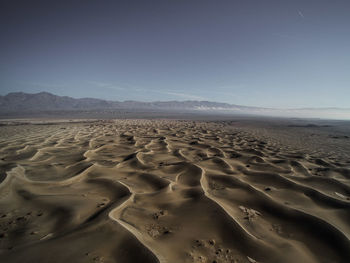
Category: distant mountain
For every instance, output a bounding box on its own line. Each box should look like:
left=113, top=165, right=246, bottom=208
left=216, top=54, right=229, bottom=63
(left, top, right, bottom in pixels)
left=0, top=92, right=261, bottom=112
left=0, top=92, right=113, bottom=111
left=1, top=92, right=349, bottom=120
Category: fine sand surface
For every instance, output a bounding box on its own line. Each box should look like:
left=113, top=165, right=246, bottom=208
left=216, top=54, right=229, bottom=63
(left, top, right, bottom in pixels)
left=0, top=119, right=350, bottom=263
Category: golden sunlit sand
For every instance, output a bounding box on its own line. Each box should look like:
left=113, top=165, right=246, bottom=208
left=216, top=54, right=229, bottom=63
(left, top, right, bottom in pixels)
left=1, top=119, right=350, bottom=263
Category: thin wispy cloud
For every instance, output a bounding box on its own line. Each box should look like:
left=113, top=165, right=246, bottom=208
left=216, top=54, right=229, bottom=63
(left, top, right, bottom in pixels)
left=88, top=81, right=207, bottom=101
left=87, top=81, right=125, bottom=91
left=161, top=91, right=206, bottom=101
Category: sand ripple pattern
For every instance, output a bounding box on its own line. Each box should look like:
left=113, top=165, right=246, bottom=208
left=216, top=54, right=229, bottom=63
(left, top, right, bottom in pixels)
left=0, top=120, right=350, bottom=263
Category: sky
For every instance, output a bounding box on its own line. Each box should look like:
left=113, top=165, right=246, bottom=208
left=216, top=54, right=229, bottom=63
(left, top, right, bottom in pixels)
left=1, top=0, right=350, bottom=108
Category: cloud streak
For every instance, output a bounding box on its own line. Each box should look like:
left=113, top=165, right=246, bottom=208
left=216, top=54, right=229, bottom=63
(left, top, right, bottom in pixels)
left=160, top=91, right=206, bottom=100
left=87, top=81, right=126, bottom=91
left=89, top=81, right=207, bottom=101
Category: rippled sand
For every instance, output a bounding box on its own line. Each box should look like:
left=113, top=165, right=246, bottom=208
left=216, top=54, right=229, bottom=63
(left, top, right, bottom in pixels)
left=0, top=119, right=350, bottom=263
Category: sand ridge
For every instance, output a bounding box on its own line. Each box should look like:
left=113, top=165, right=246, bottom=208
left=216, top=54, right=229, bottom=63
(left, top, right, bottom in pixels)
left=0, top=119, right=350, bottom=263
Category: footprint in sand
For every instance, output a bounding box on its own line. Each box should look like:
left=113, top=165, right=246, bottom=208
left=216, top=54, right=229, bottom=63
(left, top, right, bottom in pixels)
left=239, top=206, right=262, bottom=221
left=188, top=239, right=249, bottom=263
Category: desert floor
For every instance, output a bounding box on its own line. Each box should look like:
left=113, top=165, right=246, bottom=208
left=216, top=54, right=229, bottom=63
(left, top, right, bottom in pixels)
left=0, top=119, right=350, bottom=263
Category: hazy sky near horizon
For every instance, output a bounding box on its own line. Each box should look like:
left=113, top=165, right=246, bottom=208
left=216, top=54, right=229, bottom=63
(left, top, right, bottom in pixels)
left=1, top=0, right=350, bottom=108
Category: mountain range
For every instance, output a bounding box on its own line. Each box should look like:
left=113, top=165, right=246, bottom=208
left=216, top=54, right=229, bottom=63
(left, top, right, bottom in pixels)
left=1, top=92, right=349, bottom=120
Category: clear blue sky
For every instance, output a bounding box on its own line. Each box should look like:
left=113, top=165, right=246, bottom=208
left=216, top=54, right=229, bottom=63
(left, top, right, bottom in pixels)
left=1, top=0, right=349, bottom=108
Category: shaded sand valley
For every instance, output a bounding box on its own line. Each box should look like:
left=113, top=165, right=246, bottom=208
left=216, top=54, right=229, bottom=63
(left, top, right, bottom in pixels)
left=1, top=119, right=350, bottom=263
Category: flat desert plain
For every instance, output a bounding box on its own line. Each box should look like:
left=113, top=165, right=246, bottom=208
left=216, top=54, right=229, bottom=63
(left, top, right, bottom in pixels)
left=0, top=119, right=350, bottom=263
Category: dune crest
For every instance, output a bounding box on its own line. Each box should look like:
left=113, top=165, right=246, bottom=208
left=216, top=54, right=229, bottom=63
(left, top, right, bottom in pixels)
left=0, top=119, right=350, bottom=263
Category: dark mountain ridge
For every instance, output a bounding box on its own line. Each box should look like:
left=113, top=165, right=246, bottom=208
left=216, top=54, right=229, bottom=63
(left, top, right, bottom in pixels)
left=0, top=92, right=260, bottom=112
left=1, top=92, right=349, bottom=120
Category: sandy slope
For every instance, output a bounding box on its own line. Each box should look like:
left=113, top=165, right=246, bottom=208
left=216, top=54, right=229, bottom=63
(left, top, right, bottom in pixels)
left=0, top=119, right=350, bottom=263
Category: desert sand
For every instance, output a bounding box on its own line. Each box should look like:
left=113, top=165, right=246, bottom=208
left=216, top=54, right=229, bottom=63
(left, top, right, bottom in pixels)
left=0, top=119, right=350, bottom=263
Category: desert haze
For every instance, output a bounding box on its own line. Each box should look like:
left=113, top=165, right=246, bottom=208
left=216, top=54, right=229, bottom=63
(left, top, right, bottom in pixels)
left=0, top=117, right=350, bottom=263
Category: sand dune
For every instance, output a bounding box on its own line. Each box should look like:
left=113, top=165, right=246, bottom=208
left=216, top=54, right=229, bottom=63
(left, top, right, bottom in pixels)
left=0, top=119, right=350, bottom=263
